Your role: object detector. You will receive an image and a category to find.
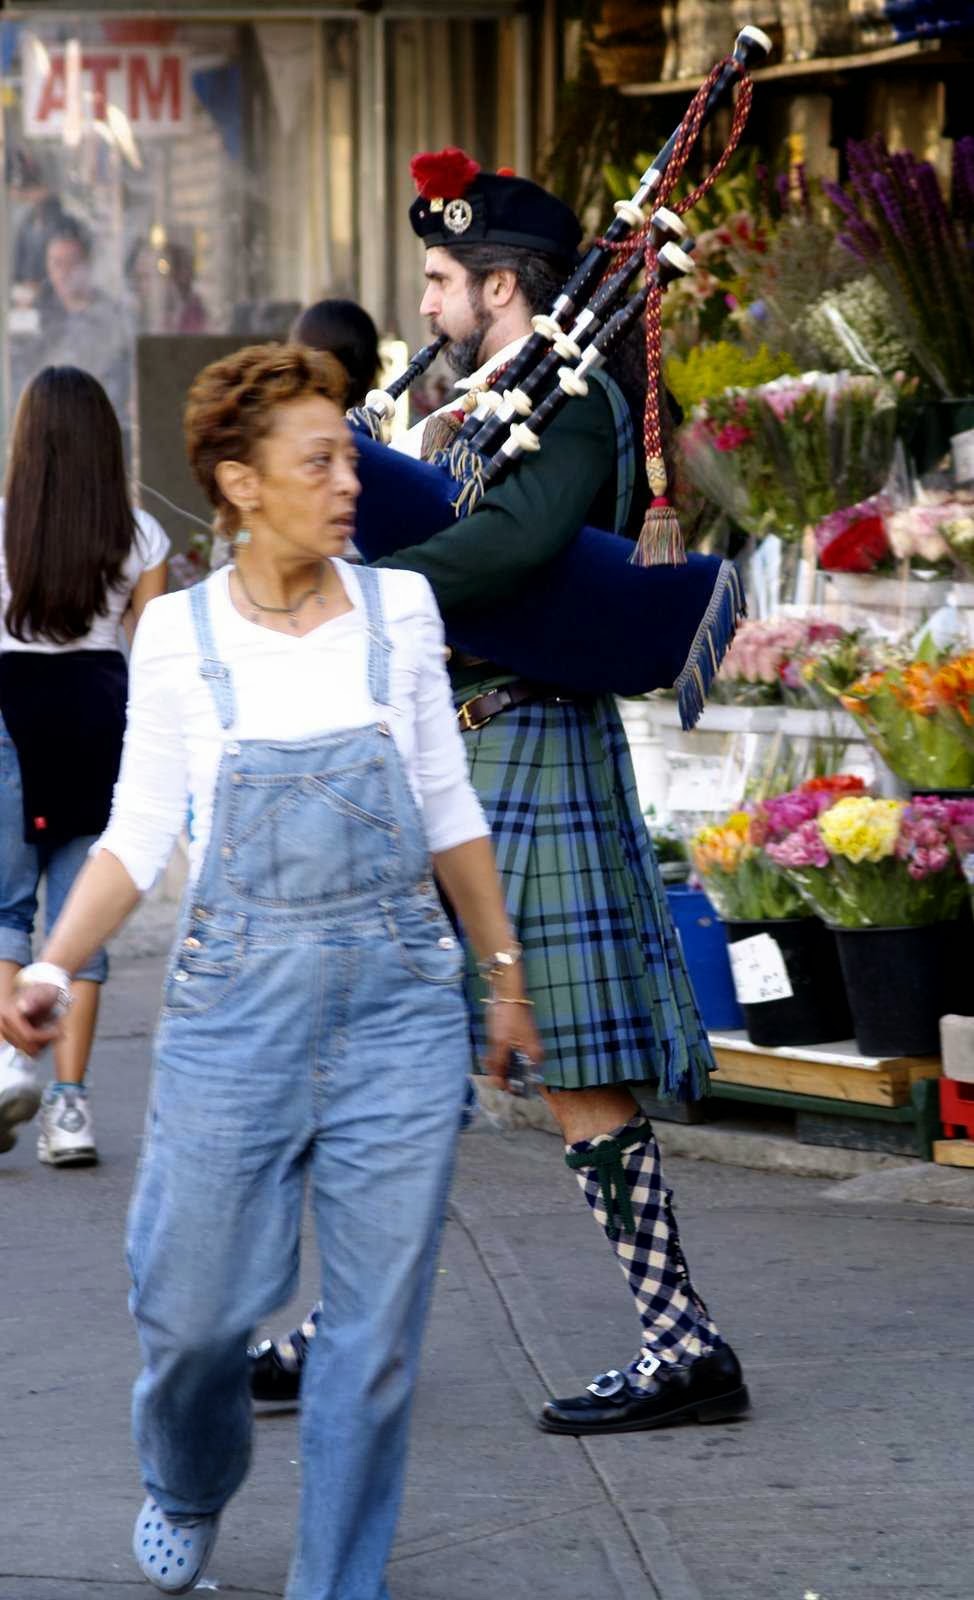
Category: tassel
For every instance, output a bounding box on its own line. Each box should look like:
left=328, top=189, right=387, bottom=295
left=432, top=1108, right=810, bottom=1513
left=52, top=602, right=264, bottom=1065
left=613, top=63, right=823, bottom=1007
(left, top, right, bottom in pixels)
left=632, top=495, right=686, bottom=567
left=446, top=440, right=478, bottom=477
left=451, top=459, right=486, bottom=518
left=346, top=404, right=388, bottom=443
left=672, top=560, right=746, bottom=731
left=420, top=411, right=463, bottom=462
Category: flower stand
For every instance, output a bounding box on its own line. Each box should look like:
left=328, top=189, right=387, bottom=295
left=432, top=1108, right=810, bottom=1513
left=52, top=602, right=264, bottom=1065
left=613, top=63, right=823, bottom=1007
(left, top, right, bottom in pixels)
left=706, top=1032, right=943, bottom=1160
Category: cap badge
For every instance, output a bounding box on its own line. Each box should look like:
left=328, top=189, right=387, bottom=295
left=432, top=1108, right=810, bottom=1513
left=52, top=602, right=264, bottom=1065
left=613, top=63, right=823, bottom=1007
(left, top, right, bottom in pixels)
left=443, top=197, right=473, bottom=235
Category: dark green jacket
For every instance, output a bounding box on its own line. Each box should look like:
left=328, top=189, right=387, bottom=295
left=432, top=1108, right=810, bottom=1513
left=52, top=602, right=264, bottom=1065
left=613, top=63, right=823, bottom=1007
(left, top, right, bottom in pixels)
left=375, top=384, right=618, bottom=701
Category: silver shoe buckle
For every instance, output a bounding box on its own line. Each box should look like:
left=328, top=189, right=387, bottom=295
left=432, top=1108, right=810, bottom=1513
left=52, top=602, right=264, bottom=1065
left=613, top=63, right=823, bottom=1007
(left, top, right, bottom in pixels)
left=586, top=1368, right=626, bottom=1399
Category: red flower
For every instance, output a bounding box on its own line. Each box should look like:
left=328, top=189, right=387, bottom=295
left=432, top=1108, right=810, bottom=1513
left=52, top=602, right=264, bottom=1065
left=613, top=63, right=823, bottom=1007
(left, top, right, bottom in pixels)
left=818, top=514, right=889, bottom=573
left=801, top=774, right=866, bottom=796
left=714, top=422, right=752, bottom=453
left=410, top=147, right=481, bottom=200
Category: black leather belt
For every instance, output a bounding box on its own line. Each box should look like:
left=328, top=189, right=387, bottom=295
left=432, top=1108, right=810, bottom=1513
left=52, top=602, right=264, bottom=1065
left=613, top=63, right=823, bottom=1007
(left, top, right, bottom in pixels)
left=457, top=679, right=586, bottom=733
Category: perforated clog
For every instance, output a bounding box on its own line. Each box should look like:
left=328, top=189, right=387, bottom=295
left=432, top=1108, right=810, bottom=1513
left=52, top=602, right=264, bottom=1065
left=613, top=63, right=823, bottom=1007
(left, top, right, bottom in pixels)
left=132, top=1496, right=219, bottom=1594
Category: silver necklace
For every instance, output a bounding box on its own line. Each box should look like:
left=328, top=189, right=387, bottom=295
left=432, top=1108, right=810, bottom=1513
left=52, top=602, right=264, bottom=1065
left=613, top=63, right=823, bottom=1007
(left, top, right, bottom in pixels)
left=234, top=562, right=328, bottom=630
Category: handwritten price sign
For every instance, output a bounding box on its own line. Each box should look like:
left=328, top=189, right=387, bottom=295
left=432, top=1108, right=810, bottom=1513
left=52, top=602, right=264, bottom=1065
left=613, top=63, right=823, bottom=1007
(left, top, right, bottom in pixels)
left=728, top=933, right=794, bottom=1006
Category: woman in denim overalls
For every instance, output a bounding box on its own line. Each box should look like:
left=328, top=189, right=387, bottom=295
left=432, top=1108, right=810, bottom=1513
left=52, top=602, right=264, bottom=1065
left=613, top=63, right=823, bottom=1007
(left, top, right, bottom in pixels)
left=1, top=343, right=541, bottom=1599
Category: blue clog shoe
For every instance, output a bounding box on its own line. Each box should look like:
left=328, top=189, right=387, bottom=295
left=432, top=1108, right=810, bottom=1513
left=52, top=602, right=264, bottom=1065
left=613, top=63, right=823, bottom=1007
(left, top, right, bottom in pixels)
left=133, top=1496, right=219, bottom=1594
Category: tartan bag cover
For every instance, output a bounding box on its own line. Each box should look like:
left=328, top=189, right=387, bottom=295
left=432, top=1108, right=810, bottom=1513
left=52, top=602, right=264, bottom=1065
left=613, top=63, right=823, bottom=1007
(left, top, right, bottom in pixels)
left=463, top=695, right=714, bottom=1099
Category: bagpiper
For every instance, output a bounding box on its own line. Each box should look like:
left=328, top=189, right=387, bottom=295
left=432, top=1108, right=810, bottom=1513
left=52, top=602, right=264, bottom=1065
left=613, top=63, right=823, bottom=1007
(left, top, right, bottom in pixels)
left=253, top=150, right=749, bottom=1437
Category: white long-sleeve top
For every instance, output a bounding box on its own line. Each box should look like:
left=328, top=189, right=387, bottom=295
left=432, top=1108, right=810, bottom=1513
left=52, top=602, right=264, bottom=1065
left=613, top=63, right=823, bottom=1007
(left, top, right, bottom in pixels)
left=97, top=561, right=489, bottom=892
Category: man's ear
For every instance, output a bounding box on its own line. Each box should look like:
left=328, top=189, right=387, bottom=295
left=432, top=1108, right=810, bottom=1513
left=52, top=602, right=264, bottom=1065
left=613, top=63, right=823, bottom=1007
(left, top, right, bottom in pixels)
left=486, top=267, right=519, bottom=311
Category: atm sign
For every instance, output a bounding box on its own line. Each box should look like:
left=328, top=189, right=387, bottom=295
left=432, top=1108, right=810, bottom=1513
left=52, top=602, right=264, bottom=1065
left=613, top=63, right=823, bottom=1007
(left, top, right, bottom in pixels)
left=24, top=45, right=190, bottom=138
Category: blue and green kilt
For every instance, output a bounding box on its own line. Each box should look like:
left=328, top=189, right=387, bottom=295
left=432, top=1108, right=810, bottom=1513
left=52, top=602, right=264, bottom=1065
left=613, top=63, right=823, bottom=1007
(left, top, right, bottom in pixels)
left=462, top=695, right=714, bottom=1099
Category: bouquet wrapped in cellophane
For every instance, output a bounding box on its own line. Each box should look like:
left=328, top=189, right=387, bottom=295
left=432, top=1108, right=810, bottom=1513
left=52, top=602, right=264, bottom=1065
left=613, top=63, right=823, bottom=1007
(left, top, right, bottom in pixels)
left=689, top=777, right=867, bottom=921
left=764, top=793, right=974, bottom=927
left=679, top=372, right=900, bottom=544
left=712, top=615, right=849, bottom=705
left=840, top=648, right=974, bottom=790
left=689, top=812, right=807, bottom=920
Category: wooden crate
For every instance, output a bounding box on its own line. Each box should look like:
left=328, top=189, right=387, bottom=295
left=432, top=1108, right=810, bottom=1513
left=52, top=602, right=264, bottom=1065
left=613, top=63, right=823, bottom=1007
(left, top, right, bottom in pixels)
left=709, top=1031, right=941, bottom=1109
left=933, top=1139, right=974, bottom=1168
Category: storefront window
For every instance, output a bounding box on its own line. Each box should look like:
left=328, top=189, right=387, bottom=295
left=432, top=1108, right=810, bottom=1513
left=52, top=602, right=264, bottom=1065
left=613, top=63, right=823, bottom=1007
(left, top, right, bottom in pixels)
left=1, top=14, right=360, bottom=450
left=1, top=6, right=526, bottom=528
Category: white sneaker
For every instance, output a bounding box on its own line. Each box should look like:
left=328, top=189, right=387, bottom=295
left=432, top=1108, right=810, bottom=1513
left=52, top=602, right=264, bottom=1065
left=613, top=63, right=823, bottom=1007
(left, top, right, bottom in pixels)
left=36, top=1083, right=98, bottom=1167
left=0, top=1042, right=42, bottom=1153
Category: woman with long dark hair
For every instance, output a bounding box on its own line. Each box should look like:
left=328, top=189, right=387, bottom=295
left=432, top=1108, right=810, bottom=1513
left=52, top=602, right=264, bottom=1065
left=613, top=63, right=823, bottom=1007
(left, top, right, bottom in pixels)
left=0, top=366, right=169, bottom=1166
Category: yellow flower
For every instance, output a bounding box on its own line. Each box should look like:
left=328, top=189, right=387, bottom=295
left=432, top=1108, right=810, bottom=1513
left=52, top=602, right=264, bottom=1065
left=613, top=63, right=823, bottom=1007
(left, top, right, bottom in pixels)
left=690, top=813, right=752, bottom=875
left=818, top=796, right=903, bottom=863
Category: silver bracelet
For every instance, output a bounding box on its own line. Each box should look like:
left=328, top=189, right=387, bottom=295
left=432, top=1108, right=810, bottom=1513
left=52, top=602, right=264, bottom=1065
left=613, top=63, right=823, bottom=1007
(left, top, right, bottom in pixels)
left=16, top=961, right=73, bottom=1017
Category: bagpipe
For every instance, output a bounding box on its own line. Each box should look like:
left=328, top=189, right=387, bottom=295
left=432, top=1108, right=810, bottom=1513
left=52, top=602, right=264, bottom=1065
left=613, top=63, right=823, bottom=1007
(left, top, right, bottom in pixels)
left=350, top=26, right=772, bottom=730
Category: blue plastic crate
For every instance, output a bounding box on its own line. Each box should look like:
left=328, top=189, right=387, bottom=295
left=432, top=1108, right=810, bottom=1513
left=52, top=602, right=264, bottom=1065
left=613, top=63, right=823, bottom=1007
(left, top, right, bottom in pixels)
left=666, top=885, right=744, bottom=1032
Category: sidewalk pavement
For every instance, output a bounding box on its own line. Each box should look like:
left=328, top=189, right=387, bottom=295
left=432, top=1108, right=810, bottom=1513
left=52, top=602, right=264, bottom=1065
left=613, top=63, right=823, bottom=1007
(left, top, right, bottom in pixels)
left=1, top=951, right=973, bottom=1600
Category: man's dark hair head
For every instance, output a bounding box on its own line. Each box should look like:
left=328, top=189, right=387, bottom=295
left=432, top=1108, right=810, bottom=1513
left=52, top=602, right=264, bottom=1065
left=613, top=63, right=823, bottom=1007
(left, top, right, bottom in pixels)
left=443, top=242, right=566, bottom=318
left=291, top=297, right=380, bottom=408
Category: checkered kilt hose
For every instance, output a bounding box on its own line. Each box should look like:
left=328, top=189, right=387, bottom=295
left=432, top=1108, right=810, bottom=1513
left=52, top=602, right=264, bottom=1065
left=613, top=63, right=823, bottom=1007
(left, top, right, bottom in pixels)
left=462, top=696, right=713, bottom=1097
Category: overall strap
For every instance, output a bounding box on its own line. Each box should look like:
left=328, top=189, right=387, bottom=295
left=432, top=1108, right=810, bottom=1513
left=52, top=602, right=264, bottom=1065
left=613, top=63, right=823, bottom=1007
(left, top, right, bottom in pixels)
left=189, top=578, right=237, bottom=731
left=355, top=564, right=393, bottom=707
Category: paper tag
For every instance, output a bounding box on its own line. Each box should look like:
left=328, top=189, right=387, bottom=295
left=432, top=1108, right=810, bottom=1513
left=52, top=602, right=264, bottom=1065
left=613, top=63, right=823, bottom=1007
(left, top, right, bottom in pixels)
left=728, top=933, right=794, bottom=1005
left=665, top=756, right=727, bottom=812
left=952, top=427, right=974, bottom=486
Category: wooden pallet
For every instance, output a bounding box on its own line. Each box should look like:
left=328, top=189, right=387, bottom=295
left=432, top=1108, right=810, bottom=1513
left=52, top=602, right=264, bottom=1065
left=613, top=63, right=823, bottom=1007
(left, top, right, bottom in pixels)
left=709, top=1031, right=941, bottom=1109
left=933, top=1139, right=974, bottom=1168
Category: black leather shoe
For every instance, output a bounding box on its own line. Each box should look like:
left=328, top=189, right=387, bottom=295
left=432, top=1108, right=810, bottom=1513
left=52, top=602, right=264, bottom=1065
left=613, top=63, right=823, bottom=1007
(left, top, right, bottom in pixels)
left=248, top=1303, right=321, bottom=1405
left=538, top=1345, right=749, bottom=1435
left=248, top=1339, right=303, bottom=1404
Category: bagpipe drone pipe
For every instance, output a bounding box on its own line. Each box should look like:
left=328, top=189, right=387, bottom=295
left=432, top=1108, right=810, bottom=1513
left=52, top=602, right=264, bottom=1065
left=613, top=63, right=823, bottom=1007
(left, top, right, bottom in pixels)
left=352, top=435, right=744, bottom=732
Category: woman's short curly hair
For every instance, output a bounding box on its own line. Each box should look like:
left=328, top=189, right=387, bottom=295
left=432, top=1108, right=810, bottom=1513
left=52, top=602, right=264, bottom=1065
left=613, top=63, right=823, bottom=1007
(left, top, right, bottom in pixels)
left=184, top=342, right=348, bottom=535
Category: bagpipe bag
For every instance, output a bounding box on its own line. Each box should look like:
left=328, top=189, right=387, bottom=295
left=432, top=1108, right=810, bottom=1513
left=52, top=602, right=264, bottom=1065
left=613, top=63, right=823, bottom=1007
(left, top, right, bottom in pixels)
left=353, top=435, right=744, bottom=729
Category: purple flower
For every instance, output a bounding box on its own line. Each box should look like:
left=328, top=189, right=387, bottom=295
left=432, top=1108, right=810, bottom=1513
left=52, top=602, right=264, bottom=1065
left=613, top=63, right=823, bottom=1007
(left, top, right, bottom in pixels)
left=871, top=173, right=910, bottom=244
left=762, top=790, right=822, bottom=840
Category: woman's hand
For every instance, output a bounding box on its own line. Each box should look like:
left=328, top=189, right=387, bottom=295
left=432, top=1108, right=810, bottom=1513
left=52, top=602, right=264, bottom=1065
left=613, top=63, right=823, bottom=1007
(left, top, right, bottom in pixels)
left=481, top=998, right=544, bottom=1093
left=0, top=984, right=64, bottom=1056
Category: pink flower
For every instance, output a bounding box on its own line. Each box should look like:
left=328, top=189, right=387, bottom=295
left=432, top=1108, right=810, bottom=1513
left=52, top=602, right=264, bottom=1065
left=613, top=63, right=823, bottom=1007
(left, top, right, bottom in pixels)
left=764, top=383, right=805, bottom=421
left=895, top=800, right=959, bottom=880
left=766, top=819, right=829, bottom=869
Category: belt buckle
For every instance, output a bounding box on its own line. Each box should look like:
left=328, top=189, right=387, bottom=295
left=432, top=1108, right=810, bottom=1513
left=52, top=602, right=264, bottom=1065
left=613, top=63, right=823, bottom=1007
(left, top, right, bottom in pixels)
left=457, top=698, right=490, bottom=733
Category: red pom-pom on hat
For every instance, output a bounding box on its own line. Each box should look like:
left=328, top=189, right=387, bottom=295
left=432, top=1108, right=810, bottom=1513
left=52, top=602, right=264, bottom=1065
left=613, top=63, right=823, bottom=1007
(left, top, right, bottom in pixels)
left=410, top=147, right=481, bottom=201
left=496, top=166, right=516, bottom=177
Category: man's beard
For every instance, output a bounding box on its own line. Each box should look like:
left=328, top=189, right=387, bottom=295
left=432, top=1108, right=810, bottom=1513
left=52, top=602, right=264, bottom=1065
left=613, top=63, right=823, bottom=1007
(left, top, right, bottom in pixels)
left=433, top=291, right=493, bottom=379
left=442, top=318, right=492, bottom=378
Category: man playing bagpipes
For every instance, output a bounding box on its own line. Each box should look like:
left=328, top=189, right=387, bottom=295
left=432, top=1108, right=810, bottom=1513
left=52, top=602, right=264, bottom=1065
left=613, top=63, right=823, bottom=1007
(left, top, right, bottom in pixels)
left=252, top=149, right=751, bottom=1436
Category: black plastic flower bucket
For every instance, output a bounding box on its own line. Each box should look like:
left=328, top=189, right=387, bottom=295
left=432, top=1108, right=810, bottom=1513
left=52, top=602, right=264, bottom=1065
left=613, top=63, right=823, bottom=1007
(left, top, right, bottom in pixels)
left=723, top=917, right=853, bottom=1049
left=833, top=919, right=972, bottom=1058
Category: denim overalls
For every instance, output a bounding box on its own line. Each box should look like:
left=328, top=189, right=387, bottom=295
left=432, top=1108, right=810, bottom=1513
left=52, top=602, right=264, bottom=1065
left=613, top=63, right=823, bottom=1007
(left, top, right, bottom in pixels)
left=127, top=565, right=471, bottom=1600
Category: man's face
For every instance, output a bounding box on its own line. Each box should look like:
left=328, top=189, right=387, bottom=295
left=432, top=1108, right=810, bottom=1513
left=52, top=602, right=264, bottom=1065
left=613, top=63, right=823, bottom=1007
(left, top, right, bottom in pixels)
left=419, top=247, right=490, bottom=377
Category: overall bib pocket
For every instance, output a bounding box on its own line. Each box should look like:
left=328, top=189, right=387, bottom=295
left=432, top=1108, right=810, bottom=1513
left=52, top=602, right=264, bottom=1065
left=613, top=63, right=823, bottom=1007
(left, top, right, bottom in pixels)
left=224, top=756, right=400, bottom=905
